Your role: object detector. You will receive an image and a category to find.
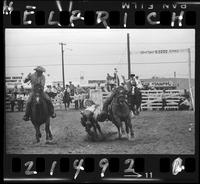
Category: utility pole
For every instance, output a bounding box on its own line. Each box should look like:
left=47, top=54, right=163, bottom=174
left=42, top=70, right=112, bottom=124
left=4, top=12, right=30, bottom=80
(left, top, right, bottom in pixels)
left=59, top=42, right=66, bottom=89
left=127, top=33, right=131, bottom=78
left=188, top=48, right=194, bottom=110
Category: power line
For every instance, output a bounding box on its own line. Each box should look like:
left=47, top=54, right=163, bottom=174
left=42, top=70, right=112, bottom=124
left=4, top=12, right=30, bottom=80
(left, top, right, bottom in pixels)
left=5, top=41, right=194, bottom=47
left=6, top=61, right=194, bottom=68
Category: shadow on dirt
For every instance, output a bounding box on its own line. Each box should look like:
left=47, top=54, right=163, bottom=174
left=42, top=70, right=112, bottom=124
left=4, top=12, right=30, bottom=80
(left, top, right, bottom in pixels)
left=84, top=131, right=132, bottom=142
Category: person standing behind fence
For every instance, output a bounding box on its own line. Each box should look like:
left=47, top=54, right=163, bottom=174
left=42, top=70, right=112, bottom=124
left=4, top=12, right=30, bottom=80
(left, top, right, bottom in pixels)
left=16, top=93, right=24, bottom=112
left=9, top=93, right=16, bottom=112
left=63, top=85, right=71, bottom=110
left=19, top=86, right=25, bottom=96
left=69, top=81, right=75, bottom=96
left=52, top=86, right=58, bottom=98
left=161, top=89, right=167, bottom=110
left=13, top=85, right=18, bottom=98
left=113, top=68, right=120, bottom=87
left=106, top=73, right=112, bottom=92
left=45, top=85, right=52, bottom=98
left=57, top=83, right=62, bottom=93
left=135, top=76, right=143, bottom=89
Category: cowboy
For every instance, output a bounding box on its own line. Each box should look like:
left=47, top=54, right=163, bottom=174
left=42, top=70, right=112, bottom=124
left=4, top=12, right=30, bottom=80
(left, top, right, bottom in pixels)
left=135, top=76, right=143, bottom=89
left=23, top=66, right=56, bottom=121
left=97, top=84, right=127, bottom=122
left=113, top=68, right=120, bottom=86
left=124, top=74, right=139, bottom=115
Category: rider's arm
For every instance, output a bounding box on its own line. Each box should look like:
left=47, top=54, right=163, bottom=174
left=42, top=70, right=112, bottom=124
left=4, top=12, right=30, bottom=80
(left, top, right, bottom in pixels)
left=24, top=73, right=31, bottom=83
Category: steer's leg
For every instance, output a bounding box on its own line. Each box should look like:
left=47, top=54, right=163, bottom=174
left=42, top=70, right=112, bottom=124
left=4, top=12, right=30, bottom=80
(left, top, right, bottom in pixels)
left=96, top=122, right=103, bottom=136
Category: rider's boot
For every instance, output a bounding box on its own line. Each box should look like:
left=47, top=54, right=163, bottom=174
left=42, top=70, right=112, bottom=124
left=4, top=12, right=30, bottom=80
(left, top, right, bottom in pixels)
left=51, top=112, right=56, bottom=118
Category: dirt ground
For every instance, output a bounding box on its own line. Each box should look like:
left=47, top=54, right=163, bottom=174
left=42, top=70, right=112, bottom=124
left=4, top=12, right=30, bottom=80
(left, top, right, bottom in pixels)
left=6, top=110, right=195, bottom=154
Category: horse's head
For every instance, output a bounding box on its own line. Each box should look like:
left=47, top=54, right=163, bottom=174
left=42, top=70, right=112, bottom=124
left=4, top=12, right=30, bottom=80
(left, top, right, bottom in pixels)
left=114, top=86, right=127, bottom=106
left=33, top=84, right=43, bottom=94
left=32, top=92, right=42, bottom=105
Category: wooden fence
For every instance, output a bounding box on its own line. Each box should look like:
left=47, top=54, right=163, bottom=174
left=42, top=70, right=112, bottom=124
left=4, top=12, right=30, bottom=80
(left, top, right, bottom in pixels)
left=5, top=89, right=185, bottom=112
left=140, top=89, right=184, bottom=110
left=102, top=89, right=184, bottom=111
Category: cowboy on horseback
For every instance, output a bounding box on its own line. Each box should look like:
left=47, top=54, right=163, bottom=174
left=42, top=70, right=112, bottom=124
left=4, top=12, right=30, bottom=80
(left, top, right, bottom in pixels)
left=97, top=84, right=128, bottom=122
left=98, top=73, right=139, bottom=121
left=23, top=66, right=56, bottom=121
left=126, top=74, right=142, bottom=115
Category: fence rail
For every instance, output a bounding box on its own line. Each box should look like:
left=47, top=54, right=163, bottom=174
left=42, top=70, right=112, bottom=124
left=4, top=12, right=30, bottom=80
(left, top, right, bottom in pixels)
left=5, top=89, right=187, bottom=112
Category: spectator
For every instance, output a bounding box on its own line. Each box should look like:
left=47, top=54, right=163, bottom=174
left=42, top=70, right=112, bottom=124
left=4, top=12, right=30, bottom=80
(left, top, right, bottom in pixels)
left=13, top=85, right=18, bottom=98
left=135, top=76, right=143, bottom=89
left=57, top=83, right=62, bottom=93
left=161, top=89, right=167, bottom=110
left=106, top=73, right=112, bottom=91
left=95, top=82, right=101, bottom=90
left=16, top=93, right=24, bottom=112
left=74, top=91, right=79, bottom=109
left=113, top=68, right=120, bottom=86
left=69, top=81, right=75, bottom=96
left=50, top=86, right=57, bottom=98
left=45, top=85, right=52, bottom=97
left=19, top=86, right=25, bottom=95
left=9, top=93, right=16, bottom=112
left=76, top=85, right=85, bottom=94
left=63, top=85, right=71, bottom=110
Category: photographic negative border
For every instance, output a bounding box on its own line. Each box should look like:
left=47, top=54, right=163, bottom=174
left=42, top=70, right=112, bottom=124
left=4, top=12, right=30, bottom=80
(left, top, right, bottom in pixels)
left=2, top=0, right=200, bottom=183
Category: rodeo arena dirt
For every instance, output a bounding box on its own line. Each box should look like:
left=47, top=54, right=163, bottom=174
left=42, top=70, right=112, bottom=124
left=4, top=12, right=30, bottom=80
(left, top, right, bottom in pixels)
left=5, top=29, right=195, bottom=154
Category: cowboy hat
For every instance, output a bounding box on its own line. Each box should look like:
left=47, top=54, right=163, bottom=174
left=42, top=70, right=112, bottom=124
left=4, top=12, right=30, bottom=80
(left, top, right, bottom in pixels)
left=130, top=74, right=135, bottom=77
left=34, top=66, right=46, bottom=72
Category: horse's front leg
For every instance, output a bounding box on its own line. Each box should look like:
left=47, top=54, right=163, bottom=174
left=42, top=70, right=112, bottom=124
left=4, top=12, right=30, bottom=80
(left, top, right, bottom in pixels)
left=113, top=116, right=122, bottom=139
left=127, top=117, right=134, bottom=140
left=121, top=123, right=125, bottom=135
left=34, top=125, right=41, bottom=143
left=45, top=118, right=53, bottom=141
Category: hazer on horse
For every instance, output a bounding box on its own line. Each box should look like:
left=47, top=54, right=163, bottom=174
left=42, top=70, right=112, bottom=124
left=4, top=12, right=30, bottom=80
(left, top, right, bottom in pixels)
left=126, top=74, right=142, bottom=115
left=98, top=74, right=142, bottom=121
left=22, top=66, right=56, bottom=143
left=99, top=85, right=134, bottom=139
left=30, top=84, right=53, bottom=143
left=23, top=66, right=56, bottom=121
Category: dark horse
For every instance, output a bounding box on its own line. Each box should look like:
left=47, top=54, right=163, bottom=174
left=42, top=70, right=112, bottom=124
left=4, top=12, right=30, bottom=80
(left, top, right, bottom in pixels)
left=108, top=86, right=134, bottom=139
left=30, top=84, right=53, bottom=143
left=125, top=82, right=142, bottom=115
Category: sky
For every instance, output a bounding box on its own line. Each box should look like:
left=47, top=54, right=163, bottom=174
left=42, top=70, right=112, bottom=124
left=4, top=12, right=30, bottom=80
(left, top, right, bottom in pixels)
left=5, top=29, right=195, bottom=85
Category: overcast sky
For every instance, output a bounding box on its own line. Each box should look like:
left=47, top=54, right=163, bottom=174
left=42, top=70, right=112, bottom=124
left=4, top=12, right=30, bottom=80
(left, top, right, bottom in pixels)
left=5, top=29, right=195, bottom=85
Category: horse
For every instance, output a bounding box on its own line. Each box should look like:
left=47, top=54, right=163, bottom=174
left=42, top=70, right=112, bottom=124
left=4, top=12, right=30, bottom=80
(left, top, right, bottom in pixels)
left=124, top=81, right=142, bottom=115
left=80, top=104, right=103, bottom=140
left=30, top=84, right=53, bottom=143
left=129, top=86, right=142, bottom=115
left=108, top=86, right=134, bottom=140
left=63, top=90, right=72, bottom=110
